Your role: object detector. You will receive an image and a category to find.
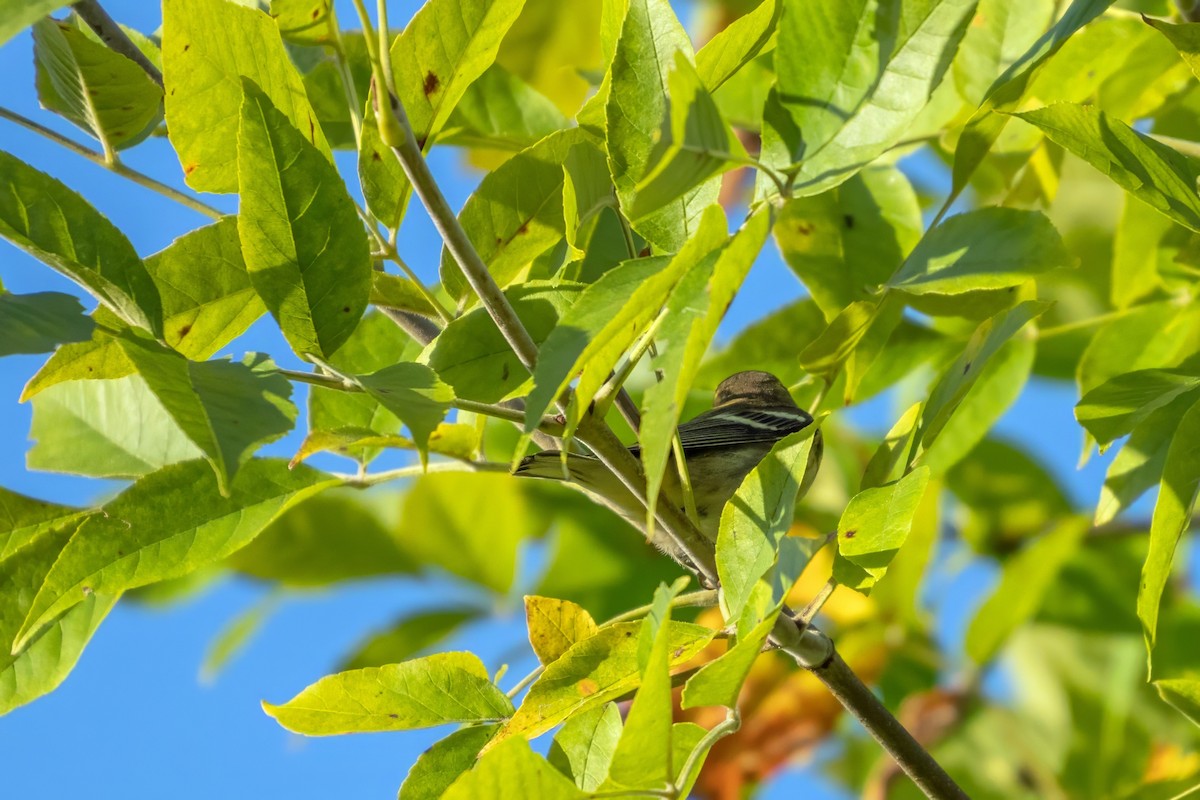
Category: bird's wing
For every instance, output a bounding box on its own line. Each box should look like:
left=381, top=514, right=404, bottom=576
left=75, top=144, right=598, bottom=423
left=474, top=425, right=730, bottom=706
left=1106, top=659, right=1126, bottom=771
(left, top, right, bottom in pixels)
left=629, top=403, right=812, bottom=455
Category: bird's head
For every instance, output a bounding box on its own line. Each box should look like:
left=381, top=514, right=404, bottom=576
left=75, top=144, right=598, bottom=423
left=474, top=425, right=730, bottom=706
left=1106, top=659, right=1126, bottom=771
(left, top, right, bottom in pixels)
left=713, top=370, right=796, bottom=408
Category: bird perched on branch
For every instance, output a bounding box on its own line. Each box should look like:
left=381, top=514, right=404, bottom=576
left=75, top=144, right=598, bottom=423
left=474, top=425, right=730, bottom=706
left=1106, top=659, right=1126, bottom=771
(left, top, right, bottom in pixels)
left=514, top=371, right=821, bottom=557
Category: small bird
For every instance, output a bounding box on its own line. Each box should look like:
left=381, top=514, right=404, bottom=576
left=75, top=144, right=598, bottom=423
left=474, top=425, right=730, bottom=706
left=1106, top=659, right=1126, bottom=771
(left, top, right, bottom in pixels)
left=514, top=371, right=820, bottom=557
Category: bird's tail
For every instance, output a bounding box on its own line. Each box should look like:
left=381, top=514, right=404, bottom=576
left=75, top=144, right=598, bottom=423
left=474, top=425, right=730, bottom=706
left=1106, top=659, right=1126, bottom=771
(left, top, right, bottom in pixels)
left=513, top=450, right=584, bottom=482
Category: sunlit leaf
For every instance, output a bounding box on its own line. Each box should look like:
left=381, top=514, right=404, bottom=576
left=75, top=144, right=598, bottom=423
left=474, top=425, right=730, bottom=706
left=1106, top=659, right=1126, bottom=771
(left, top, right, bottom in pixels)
left=0, top=524, right=117, bottom=716
left=1156, top=679, right=1200, bottom=728
left=1014, top=103, right=1200, bottom=232
left=775, top=166, right=922, bottom=319
left=491, top=621, right=714, bottom=746
left=162, top=0, right=329, bottom=192
left=0, top=0, right=71, bottom=47
left=1076, top=368, right=1200, bottom=450
left=441, top=128, right=587, bottom=301
left=525, top=596, right=600, bottom=666
left=548, top=703, right=622, bottom=791
left=237, top=80, right=371, bottom=359
left=0, top=488, right=83, bottom=562
left=1138, top=395, right=1200, bottom=669
left=640, top=207, right=771, bottom=525
left=833, top=467, right=931, bottom=593
left=628, top=53, right=747, bottom=219
left=606, top=0, right=719, bottom=251
left=717, top=428, right=823, bottom=619
left=888, top=208, right=1073, bottom=295
left=681, top=606, right=778, bottom=710
left=27, top=375, right=204, bottom=478
left=33, top=16, right=162, bottom=152
left=400, top=724, right=501, bottom=800
left=13, top=459, right=337, bottom=651
left=769, top=0, right=977, bottom=197
left=0, top=150, right=161, bottom=335
left=444, top=736, right=585, bottom=800
left=694, top=0, right=779, bottom=92
left=263, top=651, right=513, bottom=735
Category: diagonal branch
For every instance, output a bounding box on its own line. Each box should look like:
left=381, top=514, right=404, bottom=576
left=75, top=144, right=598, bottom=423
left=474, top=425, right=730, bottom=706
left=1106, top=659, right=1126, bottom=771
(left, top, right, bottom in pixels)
left=71, top=1, right=163, bottom=87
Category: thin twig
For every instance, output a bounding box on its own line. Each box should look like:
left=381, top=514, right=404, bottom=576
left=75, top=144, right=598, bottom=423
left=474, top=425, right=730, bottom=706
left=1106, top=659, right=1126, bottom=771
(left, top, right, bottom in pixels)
left=798, top=578, right=837, bottom=626
left=600, top=589, right=718, bottom=627
left=340, top=459, right=509, bottom=487
left=71, top=1, right=163, bottom=87
left=0, top=106, right=222, bottom=220
left=672, top=710, right=740, bottom=797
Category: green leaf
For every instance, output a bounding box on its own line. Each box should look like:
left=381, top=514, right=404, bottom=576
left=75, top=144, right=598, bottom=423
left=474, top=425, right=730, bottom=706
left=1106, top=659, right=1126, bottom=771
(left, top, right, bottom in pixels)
left=694, top=0, right=779, bottom=92
left=399, top=473, right=538, bottom=594
left=342, top=608, right=480, bottom=672
left=917, top=300, right=1049, bottom=454
left=1145, top=17, right=1200, bottom=82
left=20, top=308, right=135, bottom=400
left=965, top=516, right=1090, bottom=664
left=833, top=467, right=931, bottom=593
left=0, top=150, right=162, bottom=335
left=888, top=208, right=1073, bottom=295
left=945, top=0, right=1114, bottom=206
left=146, top=216, right=266, bottom=360
left=717, top=429, right=824, bottom=619
left=1076, top=369, right=1200, bottom=450
left=0, top=524, right=117, bottom=716
left=1097, top=392, right=1198, bottom=526
left=370, top=272, right=438, bottom=318
left=441, top=63, right=569, bottom=154
left=527, top=207, right=727, bottom=434
left=602, top=584, right=679, bottom=792
left=920, top=336, right=1035, bottom=477
left=798, top=295, right=895, bottom=380
left=0, top=291, right=93, bottom=356
left=1155, top=679, right=1200, bottom=727
left=27, top=375, right=204, bottom=478
left=639, top=208, right=771, bottom=526
left=400, top=724, right=501, bottom=800
left=237, top=79, right=371, bottom=359
left=628, top=53, right=747, bottom=220
left=525, top=596, right=600, bottom=665
left=391, top=0, right=526, bottom=149
left=1077, top=302, right=1200, bottom=400
left=0, top=0, right=71, bottom=47
left=33, top=17, right=162, bottom=152
left=548, top=704, right=622, bottom=792
left=1138, top=395, right=1200, bottom=668
left=0, top=488, right=83, bottom=562
left=355, top=363, right=454, bottom=458
left=1014, top=103, right=1200, bottom=233
left=227, top=490, right=416, bottom=587
left=426, top=283, right=582, bottom=404
left=862, top=403, right=922, bottom=491
left=162, top=0, right=329, bottom=192
left=1110, top=197, right=1177, bottom=310
left=606, top=0, right=719, bottom=251
left=441, top=128, right=586, bottom=301
left=492, top=621, right=714, bottom=746
left=443, top=736, right=586, bottom=800
left=358, top=99, right=411, bottom=231
left=13, top=459, right=336, bottom=651
left=269, top=0, right=333, bottom=45
left=117, top=337, right=297, bottom=494
left=309, top=312, right=418, bottom=460
left=263, top=652, right=514, bottom=735
left=290, top=423, right=479, bottom=468
left=775, top=166, right=922, bottom=319
left=681, top=606, right=778, bottom=709
left=771, top=0, right=976, bottom=197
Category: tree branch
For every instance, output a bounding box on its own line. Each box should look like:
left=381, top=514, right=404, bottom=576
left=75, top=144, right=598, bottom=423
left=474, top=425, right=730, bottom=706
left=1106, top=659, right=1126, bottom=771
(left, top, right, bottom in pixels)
left=71, top=1, right=163, bottom=87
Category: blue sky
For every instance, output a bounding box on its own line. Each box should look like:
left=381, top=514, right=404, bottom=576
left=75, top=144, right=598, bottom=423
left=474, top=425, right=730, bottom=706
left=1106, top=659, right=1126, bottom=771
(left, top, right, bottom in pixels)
left=0, top=2, right=1132, bottom=798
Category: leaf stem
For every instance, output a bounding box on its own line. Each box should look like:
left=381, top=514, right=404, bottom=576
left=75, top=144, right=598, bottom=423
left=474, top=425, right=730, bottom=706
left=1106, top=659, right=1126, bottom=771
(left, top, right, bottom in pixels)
left=671, top=709, right=740, bottom=798
left=1037, top=305, right=1145, bottom=340
left=504, top=664, right=544, bottom=698
left=0, top=106, right=222, bottom=220
left=71, top=0, right=163, bottom=87
left=600, top=589, right=718, bottom=627
left=340, top=459, right=510, bottom=487
left=798, top=578, right=837, bottom=626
